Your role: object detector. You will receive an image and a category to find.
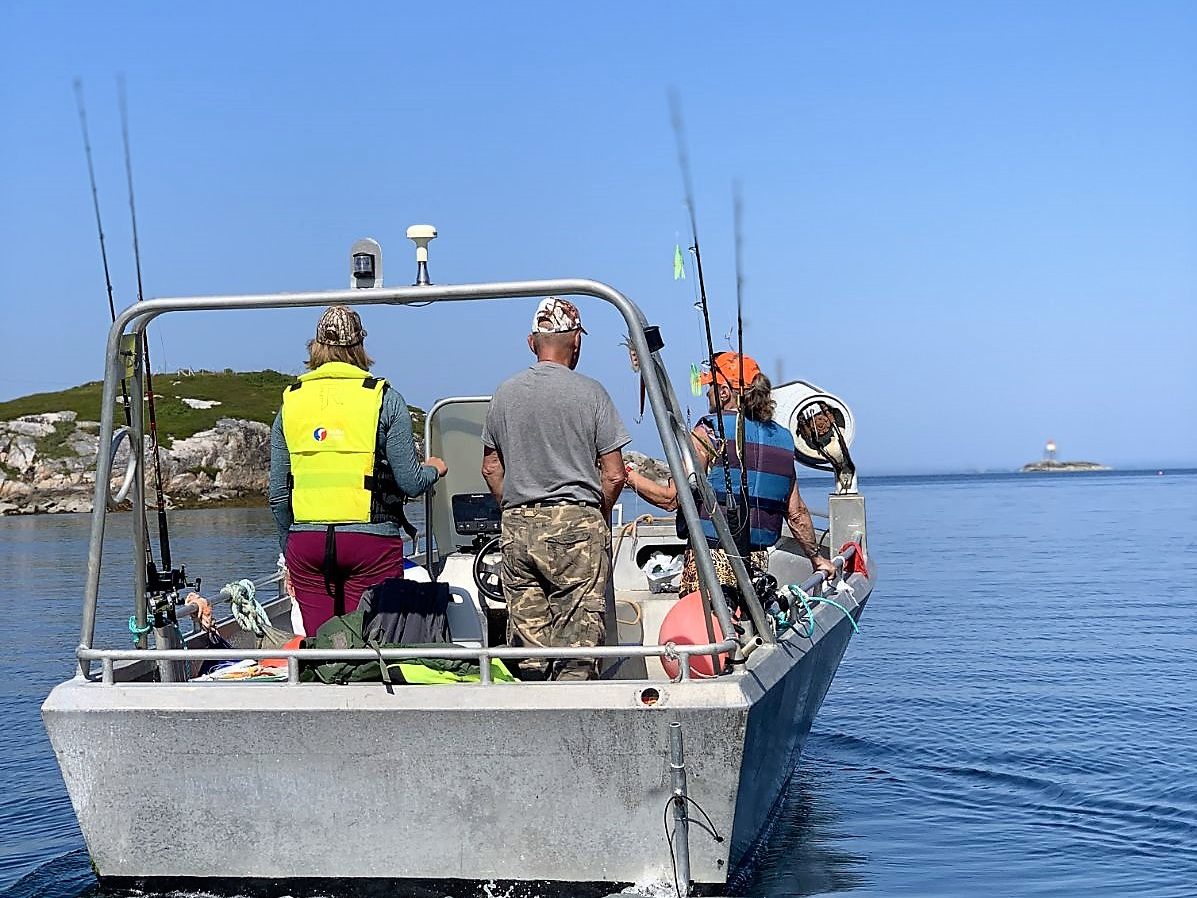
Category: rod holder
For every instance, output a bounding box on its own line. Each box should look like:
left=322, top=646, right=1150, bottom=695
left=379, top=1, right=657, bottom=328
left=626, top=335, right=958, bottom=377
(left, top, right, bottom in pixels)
left=669, top=721, right=692, bottom=894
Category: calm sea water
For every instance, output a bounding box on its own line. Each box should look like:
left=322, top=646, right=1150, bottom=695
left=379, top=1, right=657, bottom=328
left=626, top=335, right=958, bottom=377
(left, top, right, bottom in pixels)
left=2, top=471, right=1196, bottom=897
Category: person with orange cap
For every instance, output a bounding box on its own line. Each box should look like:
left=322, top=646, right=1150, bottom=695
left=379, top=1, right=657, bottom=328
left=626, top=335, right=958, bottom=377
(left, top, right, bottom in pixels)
left=625, top=350, right=835, bottom=594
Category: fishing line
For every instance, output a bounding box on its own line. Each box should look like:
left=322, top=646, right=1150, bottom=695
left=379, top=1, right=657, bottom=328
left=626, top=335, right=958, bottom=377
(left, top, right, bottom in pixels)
left=668, top=91, right=735, bottom=506
left=732, top=184, right=750, bottom=527
left=73, top=80, right=119, bottom=325
left=74, top=78, right=157, bottom=583
left=119, top=75, right=174, bottom=578
left=668, top=91, right=736, bottom=666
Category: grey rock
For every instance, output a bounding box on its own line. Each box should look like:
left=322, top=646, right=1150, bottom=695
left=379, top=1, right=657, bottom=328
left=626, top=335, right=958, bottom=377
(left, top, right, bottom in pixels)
left=34, top=411, right=78, bottom=425
left=1, top=435, right=39, bottom=474
left=4, top=420, right=55, bottom=438
left=0, top=413, right=273, bottom=516
left=68, top=432, right=99, bottom=458
left=0, top=480, right=33, bottom=501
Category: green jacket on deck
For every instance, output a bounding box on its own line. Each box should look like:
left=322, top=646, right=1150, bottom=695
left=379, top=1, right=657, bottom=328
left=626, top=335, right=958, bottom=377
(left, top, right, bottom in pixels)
left=300, top=610, right=515, bottom=685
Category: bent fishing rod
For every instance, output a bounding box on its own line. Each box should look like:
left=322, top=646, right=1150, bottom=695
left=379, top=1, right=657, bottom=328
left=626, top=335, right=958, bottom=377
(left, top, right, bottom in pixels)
left=668, top=92, right=749, bottom=549
left=74, top=79, right=158, bottom=583
left=119, top=75, right=176, bottom=587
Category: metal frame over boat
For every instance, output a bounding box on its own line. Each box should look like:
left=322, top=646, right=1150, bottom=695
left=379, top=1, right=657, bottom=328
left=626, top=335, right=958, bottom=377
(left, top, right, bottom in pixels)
left=42, top=267, right=874, bottom=895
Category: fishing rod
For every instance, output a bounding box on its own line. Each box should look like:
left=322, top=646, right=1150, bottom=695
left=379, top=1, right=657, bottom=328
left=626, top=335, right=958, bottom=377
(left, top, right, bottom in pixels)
left=669, top=94, right=720, bottom=403
left=668, top=93, right=749, bottom=552
left=732, top=183, right=750, bottom=518
left=74, top=79, right=158, bottom=584
left=118, top=75, right=176, bottom=586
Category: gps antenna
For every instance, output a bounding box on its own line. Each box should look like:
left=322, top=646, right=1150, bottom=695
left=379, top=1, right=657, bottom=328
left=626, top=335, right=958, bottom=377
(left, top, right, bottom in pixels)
left=407, top=224, right=437, bottom=285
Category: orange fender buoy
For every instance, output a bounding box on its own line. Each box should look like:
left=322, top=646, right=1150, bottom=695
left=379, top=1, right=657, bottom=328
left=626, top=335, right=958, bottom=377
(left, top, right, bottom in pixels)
left=658, top=591, right=729, bottom=679
left=261, top=634, right=304, bottom=668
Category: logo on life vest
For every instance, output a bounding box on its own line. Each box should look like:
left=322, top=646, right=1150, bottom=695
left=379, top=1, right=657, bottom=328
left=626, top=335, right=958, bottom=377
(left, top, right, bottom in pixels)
left=313, top=427, right=328, bottom=442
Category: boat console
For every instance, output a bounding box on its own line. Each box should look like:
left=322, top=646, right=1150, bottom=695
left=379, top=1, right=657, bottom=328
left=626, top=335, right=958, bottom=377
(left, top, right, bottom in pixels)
left=450, top=492, right=501, bottom=537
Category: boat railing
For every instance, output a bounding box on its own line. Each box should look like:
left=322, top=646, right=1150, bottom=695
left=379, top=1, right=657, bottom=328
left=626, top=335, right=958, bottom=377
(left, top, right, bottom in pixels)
left=77, top=639, right=740, bottom=686
left=74, top=543, right=861, bottom=687
left=80, top=278, right=773, bottom=678
left=800, top=540, right=857, bottom=593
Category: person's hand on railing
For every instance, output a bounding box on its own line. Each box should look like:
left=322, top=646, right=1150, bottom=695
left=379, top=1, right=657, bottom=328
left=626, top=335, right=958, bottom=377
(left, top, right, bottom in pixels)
left=812, top=555, right=837, bottom=583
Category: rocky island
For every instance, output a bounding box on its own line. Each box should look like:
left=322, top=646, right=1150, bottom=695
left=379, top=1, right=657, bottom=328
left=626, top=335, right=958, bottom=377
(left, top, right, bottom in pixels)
left=1019, top=439, right=1110, bottom=473
left=1019, top=459, right=1111, bottom=473
left=0, top=370, right=424, bottom=516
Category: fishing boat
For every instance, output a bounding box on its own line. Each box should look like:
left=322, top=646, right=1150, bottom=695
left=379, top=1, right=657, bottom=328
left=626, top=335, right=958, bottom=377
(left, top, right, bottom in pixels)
left=41, top=233, right=874, bottom=896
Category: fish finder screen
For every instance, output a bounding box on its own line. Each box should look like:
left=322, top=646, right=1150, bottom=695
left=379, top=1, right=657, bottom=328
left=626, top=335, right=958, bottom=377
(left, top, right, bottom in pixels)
left=451, top=492, right=501, bottom=536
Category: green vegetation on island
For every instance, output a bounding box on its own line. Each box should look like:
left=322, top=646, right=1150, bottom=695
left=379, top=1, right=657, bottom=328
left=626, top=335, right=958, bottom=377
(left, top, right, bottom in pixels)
left=0, top=369, right=425, bottom=444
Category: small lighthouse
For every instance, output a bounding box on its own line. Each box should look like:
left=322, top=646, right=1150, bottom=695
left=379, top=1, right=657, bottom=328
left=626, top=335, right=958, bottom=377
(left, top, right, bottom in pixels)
left=1044, top=439, right=1057, bottom=461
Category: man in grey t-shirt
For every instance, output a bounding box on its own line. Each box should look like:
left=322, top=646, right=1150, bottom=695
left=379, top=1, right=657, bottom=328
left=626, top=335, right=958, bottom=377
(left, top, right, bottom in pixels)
left=481, top=297, right=629, bottom=681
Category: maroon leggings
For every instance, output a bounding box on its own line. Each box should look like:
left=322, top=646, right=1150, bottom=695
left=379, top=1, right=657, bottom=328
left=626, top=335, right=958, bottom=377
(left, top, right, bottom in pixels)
left=286, top=530, right=405, bottom=635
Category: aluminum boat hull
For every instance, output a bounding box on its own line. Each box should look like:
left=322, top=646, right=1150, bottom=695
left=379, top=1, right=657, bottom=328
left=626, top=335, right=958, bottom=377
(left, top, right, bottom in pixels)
left=42, top=576, right=868, bottom=890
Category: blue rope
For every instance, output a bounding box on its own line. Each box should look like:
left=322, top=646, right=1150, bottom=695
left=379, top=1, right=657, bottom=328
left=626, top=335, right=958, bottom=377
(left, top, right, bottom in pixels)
left=786, top=586, right=818, bottom=638
left=813, top=594, right=861, bottom=635
left=128, top=616, right=152, bottom=645
left=128, top=615, right=193, bottom=677
left=785, top=585, right=860, bottom=637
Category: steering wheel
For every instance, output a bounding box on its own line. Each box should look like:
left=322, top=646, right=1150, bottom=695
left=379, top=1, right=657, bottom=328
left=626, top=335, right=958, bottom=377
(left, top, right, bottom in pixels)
left=472, top=534, right=506, bottom=604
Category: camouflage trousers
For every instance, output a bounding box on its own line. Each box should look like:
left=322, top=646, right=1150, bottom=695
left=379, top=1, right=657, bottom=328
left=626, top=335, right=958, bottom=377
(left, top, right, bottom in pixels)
left=501, top=503, right=610, bottom=681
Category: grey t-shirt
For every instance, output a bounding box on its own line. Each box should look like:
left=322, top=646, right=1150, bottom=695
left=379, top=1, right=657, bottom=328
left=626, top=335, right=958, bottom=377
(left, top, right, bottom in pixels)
left=482, top=362, right=631, bottom=508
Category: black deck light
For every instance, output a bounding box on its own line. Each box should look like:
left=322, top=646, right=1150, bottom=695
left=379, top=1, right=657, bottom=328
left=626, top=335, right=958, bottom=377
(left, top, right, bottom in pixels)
left=406, top=224, right=437, bottom=285
left=349, top=238, right=383, bottom=289
left=353, top=253, right=374, bottom=280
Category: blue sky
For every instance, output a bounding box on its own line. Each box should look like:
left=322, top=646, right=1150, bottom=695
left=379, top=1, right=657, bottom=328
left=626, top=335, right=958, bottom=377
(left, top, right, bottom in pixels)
left=1, top=1, right=1193, bottom=472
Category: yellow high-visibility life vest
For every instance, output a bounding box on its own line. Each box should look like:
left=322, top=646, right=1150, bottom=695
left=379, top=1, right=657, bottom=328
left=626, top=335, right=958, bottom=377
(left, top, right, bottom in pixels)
left=281, top=362, right=387, bottom=524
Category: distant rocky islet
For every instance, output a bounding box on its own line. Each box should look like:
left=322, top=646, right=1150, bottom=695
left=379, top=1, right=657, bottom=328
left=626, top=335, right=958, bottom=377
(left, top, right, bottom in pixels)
left=0, top=411, right=677, bottom=517
left=0, top=410, right=270, bottom=516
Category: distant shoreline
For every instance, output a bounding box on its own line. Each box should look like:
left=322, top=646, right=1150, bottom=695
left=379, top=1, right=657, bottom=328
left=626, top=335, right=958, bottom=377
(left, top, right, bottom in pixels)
left=1019, top=460, right=1111, bottom=473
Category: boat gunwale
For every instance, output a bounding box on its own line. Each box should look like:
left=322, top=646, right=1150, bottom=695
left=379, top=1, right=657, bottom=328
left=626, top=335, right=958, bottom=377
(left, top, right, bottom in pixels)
left=72, top=546, right=862, bottom=684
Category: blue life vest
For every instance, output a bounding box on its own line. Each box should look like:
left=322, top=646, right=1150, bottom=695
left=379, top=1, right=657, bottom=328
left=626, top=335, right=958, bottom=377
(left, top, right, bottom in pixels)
left=699, top=413, right=795, bottom=550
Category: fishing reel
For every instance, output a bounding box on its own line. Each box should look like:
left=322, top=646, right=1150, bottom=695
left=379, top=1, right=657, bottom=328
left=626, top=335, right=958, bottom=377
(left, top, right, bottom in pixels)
left=146, top=562, right=200, bottom=619
left=146, top=561, right=195, bottom=595
left=753, top=571, right=781, bottom=611
left=754, top=572, right=812, bottom=637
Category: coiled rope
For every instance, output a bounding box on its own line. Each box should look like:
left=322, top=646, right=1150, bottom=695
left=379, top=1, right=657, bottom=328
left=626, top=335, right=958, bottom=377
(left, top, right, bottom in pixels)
left=774, top=584, right=861, bottom=638
left=225, top=578, right=270, bottom=637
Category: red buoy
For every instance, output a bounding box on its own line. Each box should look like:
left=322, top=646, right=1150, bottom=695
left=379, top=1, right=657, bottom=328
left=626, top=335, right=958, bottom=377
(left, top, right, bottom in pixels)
left=658, top=591, right=729, bottom=679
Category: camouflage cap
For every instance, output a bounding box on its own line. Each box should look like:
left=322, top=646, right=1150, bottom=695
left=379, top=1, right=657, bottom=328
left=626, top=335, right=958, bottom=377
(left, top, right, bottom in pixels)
left=315, top=305, right=367, bottom=347
left=531, top=296, right=587, bottom=335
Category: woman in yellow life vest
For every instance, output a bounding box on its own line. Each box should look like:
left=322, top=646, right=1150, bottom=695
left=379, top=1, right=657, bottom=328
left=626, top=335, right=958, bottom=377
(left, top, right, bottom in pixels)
left=268, top=305, right=447, bottom=635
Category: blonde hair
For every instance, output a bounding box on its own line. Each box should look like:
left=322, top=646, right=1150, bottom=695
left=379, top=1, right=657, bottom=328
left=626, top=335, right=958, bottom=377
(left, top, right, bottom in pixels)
left=306, top=340, right=374, bottom=371
left=740, top=373, right=776, bottom=423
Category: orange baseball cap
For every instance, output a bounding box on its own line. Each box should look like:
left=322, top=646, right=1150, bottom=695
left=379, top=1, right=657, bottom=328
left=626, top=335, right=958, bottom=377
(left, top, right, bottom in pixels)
left=699, top=352, right=761, bottom=389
